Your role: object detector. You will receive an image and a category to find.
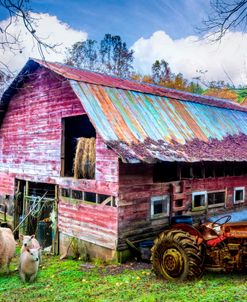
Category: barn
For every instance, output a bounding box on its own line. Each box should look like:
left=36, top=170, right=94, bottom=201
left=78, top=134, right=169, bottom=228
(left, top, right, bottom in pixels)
left=0, top=58, right=247, bottom=261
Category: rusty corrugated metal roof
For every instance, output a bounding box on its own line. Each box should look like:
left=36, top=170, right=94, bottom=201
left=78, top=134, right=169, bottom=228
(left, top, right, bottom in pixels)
left=2, top=58, right=247, bottom=163
left=70, top=81, right=247, bottom=163
left=33, top=59, right=247, bottom=112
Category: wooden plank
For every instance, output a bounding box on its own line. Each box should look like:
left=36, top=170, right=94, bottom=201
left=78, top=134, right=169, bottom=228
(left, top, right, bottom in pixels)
left=0, top=67, right=119, bottom=198
left=58, top=200, right=118, bottom=249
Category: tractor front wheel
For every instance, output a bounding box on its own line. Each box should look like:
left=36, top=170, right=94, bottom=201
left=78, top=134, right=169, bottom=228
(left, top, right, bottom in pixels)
left=151, top=229, right=204, bottom=281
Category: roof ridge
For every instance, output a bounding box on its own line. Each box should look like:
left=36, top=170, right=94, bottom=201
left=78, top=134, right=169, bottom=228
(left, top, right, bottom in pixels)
left=33, top=57, right=238, bottom=105
left=1, top=58, right=247, bottom=114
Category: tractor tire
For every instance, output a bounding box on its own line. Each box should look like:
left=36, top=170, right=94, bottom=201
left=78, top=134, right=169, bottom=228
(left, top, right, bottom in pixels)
left=151, top=229, right=204, bottom=281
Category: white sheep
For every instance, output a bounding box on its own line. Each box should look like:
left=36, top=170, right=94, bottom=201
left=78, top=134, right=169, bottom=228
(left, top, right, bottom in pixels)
left=19, top=248, right=40, bottom=282
left=20, top=235, right=42, bottom=262
left=0, top=227, right=16, bottom=273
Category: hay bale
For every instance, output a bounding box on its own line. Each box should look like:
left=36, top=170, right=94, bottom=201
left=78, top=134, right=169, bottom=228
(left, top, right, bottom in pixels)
left=73, top=137, right=95, bottom=179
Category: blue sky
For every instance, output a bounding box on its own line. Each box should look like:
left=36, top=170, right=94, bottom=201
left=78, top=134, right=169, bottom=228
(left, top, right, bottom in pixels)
left=1, top=0, right=247, bottom=86
left=0, top=0, right=211, bottom=46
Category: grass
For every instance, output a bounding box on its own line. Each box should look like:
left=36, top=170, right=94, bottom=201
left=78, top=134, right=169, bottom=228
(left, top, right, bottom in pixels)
left=0, top=253, right=247, bottom=302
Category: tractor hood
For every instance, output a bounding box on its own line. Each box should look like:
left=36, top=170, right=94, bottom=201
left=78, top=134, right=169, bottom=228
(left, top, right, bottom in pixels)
left=208, top=208, right=247, bottom=223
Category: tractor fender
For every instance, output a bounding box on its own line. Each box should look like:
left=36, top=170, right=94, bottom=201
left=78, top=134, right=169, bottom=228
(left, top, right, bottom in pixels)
left=170, top=223, right=204, bottom=244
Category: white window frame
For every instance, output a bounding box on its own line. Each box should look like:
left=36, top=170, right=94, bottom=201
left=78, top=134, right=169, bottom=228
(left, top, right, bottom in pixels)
left=192, top=191, right=207, bottom=211
left=234, top=187, right=245, bottom=204
left=151, top=195, right=170, bottom=218
left=207, top=190, right=226, bottom=208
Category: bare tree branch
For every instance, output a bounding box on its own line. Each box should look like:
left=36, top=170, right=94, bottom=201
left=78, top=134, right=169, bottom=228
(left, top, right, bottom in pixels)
left=198, top=0, right=247, bottom=41
left=0, top=0, right=62, bottom=93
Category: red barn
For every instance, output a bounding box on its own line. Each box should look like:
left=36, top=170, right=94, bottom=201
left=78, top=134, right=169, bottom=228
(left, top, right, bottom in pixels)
left=0, top=58, right=247, bottom=261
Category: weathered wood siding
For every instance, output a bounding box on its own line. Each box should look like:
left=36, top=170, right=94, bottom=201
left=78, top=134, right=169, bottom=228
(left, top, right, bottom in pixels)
left=0, top=66, right=119, bottom=251
left=184, top=177, right=247, bottom=209
left=0, top=67, right=119, bottom=195
left=0, top=68, right=83, bottom=192
left=0, top=172, right=15, bottom=196
left=58, top=200, right=118, bottom=249
left=118, top=162, right=247, bottom=250
left=118, top=163, right=170, bottom=249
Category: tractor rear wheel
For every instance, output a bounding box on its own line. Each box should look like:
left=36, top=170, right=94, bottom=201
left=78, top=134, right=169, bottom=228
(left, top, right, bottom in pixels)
left=151, top=229, right=204, bottom=281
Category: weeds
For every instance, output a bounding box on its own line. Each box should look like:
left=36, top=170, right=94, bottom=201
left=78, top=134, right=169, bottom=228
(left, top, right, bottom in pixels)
left=0, top=254, right=246, bottom=302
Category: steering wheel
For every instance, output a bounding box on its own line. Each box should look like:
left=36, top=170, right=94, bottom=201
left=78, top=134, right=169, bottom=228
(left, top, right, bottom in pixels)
left=212, top=215, right=231, bottom=226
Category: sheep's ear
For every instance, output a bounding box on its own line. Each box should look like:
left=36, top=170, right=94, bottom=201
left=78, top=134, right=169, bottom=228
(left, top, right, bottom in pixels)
left=31, top=234, right=35, bottom=239
left=19, top=234, right=23, bottom=240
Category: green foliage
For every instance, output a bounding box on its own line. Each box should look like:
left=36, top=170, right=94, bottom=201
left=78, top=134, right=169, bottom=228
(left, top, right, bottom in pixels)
left=235, top=88, right=247, bottom=103
left=152, top=60, right=172, bottom=84
left=188, top=82, right=204, bottom=94
left=66, top=40, right=98, bottom=71
left=148, top=59, right=204, bottom=93
left=65, top=34, right=134, bottom=78
left=0, top=254, right=246, bottom=302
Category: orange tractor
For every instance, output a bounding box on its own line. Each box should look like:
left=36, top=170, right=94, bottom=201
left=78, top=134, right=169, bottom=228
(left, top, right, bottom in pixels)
left=151, top=215, right=247, bottom=281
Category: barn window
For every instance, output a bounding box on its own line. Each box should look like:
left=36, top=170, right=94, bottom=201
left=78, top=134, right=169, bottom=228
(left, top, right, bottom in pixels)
left=84, top=192, right=96, bottom=203
left=71, top=190, right=83, bottom=200
left=151, top=195, right=170, bottom=218
left=208, top=191, right=225, bottom=208
left=61, top=115, right=96, bottom=178
left=225, top=163, right=234, bottom=177
left=61, top=188, right=71, bottom=197
left=234, top=163, right=243, bottom=176
left=60, top=188, right=115, bottom=206
left=214, top=163, right=225, bottom=177
left=192, top=163, right=204, bottom=178
left=175, top=199, right=183, bottom=207
left=192, top=191, right=206, bottom=211
left=180, top=163, right=192, bottom=179
left=153, top=162, right=178, bottom=182
left=234, top=187, right=245, bottom=204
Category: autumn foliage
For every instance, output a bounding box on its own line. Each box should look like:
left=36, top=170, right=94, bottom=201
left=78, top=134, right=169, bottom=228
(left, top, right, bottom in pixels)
left=132, top=60, right=203, bottom=94
left=203, top=88, right=238, bottom=101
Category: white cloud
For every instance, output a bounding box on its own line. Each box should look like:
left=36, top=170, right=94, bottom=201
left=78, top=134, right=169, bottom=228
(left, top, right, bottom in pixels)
left=0, top=13, right=87, bottom=73
left=132, top=30, right=247, bottom=86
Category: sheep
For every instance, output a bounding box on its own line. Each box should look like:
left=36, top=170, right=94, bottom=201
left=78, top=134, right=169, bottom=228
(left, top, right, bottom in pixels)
left=0, top=227, right=16, bottom=273
left=19, top=248, right=40, bottom=282
left=20, top=234, right=42, bottom=263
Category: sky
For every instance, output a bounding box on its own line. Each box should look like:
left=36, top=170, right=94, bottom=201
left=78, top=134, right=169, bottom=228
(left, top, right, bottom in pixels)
left=1, top=0, right=247, bottom=86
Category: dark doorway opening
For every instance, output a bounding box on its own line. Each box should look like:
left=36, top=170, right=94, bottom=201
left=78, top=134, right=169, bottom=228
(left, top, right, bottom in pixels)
left=14, top=180, right=57, bottom=249
left=62, top=115, right=96, bottom=177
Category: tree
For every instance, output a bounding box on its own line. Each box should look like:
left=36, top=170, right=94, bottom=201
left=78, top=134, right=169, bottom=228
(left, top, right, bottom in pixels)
left=132, top=60, right=204, bottom=93
left=200, top=0, right=247, bottom=41
left=152, top=60, right=172, bottom=84
left=65, top=34, right=134, bottom=78
left=66, top=40, right=98, bottom=71
left=0, top=0, right=58, bottom=93
left=203, top=87, right=238, bottom=101
left=0, top=0, right=57, bottom=56
left=100, top=34, right=134, bottom=77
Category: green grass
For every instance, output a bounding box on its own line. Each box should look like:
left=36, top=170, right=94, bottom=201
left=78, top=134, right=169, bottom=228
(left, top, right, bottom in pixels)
left=0, top=254, right=246, bottom=302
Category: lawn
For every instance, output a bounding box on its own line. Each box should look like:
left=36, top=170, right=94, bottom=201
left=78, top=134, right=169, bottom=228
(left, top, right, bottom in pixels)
left=0, top=254, right=246, bottom=302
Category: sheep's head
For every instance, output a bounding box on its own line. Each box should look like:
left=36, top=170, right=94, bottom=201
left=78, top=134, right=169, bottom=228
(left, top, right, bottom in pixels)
left=21, top=235, right=35, bottom=248
left=28, top=248, right=39, bottom=262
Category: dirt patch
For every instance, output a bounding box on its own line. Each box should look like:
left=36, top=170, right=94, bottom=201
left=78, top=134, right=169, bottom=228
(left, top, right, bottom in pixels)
left=80, top=261, right=152, bottom=275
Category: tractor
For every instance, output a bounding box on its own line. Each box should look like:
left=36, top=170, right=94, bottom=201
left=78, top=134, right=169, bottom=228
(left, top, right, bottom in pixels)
left=151, top=215, right=247, bottom=281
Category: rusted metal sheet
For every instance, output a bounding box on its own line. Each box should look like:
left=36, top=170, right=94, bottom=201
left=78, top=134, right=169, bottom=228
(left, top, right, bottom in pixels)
left=70, top=82, right=247, bottom=163
left=31, top=59, right=247, bottom=112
